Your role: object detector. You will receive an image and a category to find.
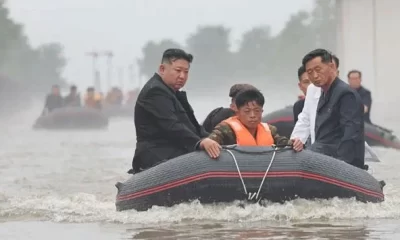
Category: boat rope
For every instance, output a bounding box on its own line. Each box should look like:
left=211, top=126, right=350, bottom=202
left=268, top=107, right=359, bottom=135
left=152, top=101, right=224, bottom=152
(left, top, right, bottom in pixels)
left=226, top=149, right=248, bottom=195
left=254, top=149, right=277, bottom=201
left=225, top=145, right=278, bottom=203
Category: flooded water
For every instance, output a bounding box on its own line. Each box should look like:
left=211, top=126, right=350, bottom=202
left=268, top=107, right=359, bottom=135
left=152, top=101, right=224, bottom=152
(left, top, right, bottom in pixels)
left=1, top=98, right=400, bottom=240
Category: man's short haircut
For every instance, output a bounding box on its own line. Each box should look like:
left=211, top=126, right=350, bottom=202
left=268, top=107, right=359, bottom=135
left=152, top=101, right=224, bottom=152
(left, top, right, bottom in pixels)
left=229, top=84, right=257, bottom=100
left=161, top=48, right=193, bottom=64
left=347, top=69, right=362, bottom=78
left=297, top=65, right=306, bottom=81
left=302, top=48, right=333, bottom=67
left=332, top=54, right=339, bottom=69
left=235, top=89, right=265, bottom=109
left=70, top=85, right=77, bottom=91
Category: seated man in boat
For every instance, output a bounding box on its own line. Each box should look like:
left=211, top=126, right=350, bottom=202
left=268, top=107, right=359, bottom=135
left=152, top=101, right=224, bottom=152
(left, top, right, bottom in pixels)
left=293, top=65, right=311, bottom=124
left=84, top=87, right=102, bottom=110
left=42, top=84, right=64, bottom=115
left=347, top=70, right=373, bottom=124
left=202, top=83, right=258, bottom=133
left=130, top=48, right=218, bottom=173
left=64, top=85, right=81, bottom=107
left=200, top=89, right=304, bottom=157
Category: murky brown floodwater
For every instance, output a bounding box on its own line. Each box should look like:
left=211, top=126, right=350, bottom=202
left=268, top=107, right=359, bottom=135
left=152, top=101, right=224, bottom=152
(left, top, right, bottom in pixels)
left=0, top=98, right=399, bottom=240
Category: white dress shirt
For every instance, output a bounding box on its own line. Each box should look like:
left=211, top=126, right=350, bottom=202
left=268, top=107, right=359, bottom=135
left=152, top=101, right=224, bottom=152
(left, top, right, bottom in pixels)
left=291, top=84, right=320, bottom=144
left=290, top=84, right=379, bottom=162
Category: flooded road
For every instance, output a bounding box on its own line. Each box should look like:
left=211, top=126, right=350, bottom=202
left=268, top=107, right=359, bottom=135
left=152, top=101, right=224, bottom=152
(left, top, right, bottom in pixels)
left=0, top=99, right=399, bottom=240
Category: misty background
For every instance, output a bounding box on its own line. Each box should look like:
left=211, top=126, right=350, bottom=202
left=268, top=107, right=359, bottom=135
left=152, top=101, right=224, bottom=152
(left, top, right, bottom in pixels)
left=1, top=0, right=335, bottom=116
left=3, top=1, right=400, bottom=239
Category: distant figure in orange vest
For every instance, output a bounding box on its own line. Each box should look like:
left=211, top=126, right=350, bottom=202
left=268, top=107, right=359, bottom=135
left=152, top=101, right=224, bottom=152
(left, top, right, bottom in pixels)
left=200, top=89, right=303, bottom=157
left=84, top=87, right=102, bottom=110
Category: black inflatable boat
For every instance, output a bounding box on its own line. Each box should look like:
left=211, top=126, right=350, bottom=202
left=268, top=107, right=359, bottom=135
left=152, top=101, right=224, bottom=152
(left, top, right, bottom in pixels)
left=115, top=146, right=384, bottom=212
left=262, top=106, right=400, bottom=150
left=33, top=106, right=109, bottom=130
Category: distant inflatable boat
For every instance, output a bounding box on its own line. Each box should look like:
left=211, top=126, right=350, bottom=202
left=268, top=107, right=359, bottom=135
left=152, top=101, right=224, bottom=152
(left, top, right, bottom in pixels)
left=102, top=104, right=134, bottom=118
left=33, top=107, right=109, bottom=130
left=115, top=146, right=385, bottom=212
left=262, top=106, right=400, bottom=150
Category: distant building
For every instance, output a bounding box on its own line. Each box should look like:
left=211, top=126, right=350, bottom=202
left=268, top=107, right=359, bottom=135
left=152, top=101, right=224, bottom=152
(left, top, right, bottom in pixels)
left=336, top=0, right=400, bottom=124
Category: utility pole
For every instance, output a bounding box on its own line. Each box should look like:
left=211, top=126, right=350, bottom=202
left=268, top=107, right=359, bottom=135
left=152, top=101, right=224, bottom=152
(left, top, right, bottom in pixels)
left=128, top=64, right=134, bottom=89
left=85, top=51, right=99, bottom=90
left=134, top=58, right=141, bottom=89
left=103, top=51, right=114, bottom=91
left=118, top=67, right=124, bottom=91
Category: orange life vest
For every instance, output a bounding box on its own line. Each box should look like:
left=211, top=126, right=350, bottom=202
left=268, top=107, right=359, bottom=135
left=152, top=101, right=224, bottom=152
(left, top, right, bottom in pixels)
left=223, top=116, right=274, bottom=146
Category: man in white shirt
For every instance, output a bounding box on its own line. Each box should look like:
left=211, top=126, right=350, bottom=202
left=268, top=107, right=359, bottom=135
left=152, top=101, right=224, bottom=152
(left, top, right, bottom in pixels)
left=290, top=55, right=379, bottom=162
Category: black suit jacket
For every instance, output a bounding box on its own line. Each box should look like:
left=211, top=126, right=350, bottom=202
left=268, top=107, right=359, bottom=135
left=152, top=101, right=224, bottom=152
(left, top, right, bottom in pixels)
left=310, top=78, right=365, bottom=169
left=293, top=98, right=305, bottom=124
left=202, top=107, right=235, bottom=133
left=132, top=73, right=208, bottom=172
left=356, top=86, right=372, bottom=124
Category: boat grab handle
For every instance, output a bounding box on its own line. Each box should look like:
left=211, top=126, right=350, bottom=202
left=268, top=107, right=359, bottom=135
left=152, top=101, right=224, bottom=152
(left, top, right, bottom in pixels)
left=224, top=145, right=281, bottom=203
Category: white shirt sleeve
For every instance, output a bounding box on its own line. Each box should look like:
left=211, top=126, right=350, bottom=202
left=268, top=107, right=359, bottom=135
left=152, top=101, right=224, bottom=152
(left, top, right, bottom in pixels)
left=290, top=85, right=313, bottom=144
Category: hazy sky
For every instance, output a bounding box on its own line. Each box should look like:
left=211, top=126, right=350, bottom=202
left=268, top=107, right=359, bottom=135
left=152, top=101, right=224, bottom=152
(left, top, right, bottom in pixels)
left=7, top=0, right=314, bottom=90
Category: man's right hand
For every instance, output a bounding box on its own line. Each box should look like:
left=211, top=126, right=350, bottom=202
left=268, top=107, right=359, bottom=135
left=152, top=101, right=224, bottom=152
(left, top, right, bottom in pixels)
left=199, top=138, right=221, bottom=159
left=290, top=138, right=304, bottom=152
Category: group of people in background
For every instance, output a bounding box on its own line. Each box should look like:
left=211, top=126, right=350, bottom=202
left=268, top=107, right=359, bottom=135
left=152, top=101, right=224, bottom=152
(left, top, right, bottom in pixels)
left=42, top=84, right=140, bottom=115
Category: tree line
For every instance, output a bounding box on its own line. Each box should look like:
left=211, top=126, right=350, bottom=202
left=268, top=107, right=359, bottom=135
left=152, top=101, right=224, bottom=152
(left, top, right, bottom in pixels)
left=0, top=0, right=67, bottom=112
left=137, top=0, right=336, bottom=93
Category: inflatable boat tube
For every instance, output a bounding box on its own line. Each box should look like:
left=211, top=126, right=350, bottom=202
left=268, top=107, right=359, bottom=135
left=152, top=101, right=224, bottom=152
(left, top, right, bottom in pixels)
left=262, top=106, right=400, bottom=150
left=115, top=146, right=384, bottom=212
left=33, top=106, right=109, bottom=130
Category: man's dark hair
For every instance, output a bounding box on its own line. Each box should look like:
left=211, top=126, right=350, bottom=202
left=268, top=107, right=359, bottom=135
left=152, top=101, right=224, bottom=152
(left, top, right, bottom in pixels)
left=297, top=65, right=306, bottom=81
left=347, top=69, right=362, bottom=78
left=332, top=55, right=339, bottom=68
left=161, top=48, right=193, bottom=64
left=229, top=84, right=257, bottom=99
left=70, top=85, right=77, bottom=91
left=302, top=48, right=333, bottom=67
left=235, top=89, right=265, bottom=109
left=87, top=87, right=95, bottom=92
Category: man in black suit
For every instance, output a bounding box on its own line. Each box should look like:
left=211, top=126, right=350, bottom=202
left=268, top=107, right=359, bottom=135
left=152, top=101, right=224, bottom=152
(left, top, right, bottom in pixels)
left=129, top=48, right=220, bottom=173
left=303, top=49, right=365, bottom=169
left=347, top=70, right=373, bottom=124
